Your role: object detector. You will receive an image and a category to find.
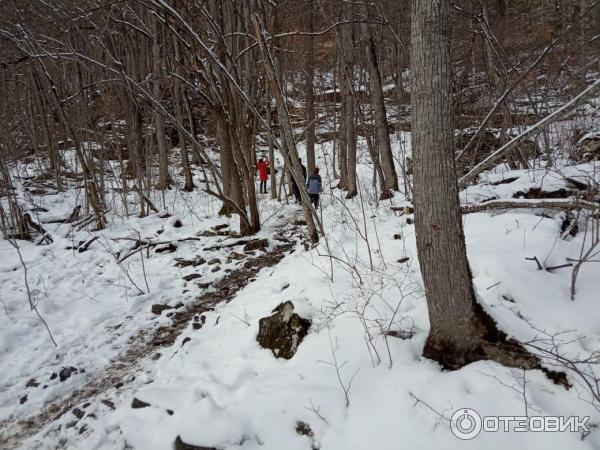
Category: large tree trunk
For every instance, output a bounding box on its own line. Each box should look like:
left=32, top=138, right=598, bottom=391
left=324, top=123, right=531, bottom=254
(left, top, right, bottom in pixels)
left=596, top=0, right=600, bottom=72
left=304, top=0, right=316, bottom=175
left=266, top=97, right=277, bottom=199
left=411, top=0, right=536, bottom=370
left=172, top=32, right=194, bottom=192
left=252, top=16, right=319, bottom=243
left=367, top=28, right=398, bottom=192
left=337, top=64, right=348, bottom=190
left=342, top=24, right=357, bottom=199
left=152, top=17, right=170, bottom=191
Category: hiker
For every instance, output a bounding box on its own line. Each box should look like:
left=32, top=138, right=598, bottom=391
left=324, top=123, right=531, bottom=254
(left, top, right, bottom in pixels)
left=291, top=158, right=307, bottom=204
left=256, top=156, right=270, bottom=194
left=306, top=167, right=323, bottom=208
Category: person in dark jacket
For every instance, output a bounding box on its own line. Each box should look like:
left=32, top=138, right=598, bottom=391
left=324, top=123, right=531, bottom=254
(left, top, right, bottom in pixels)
left=291, top=158, right=307, bottom=204
left=306, top=167, right=323, bottom=208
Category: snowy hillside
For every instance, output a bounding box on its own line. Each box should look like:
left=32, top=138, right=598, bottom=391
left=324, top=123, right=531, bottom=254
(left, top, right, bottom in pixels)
left=1, top=135, right=600, bottom=450
left=1, top=1, right=600, bottom=449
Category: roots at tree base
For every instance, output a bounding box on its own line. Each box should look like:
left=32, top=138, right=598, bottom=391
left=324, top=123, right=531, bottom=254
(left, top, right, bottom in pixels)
left=422, top=300, right=569, bottom=388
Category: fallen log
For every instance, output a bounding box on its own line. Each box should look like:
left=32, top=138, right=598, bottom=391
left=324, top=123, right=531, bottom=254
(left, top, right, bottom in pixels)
left=461, top=198, right=599, bottom=214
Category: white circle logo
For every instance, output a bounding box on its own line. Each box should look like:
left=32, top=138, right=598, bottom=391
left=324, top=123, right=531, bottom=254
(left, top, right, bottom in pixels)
left=451, top=408, right=482, bottom=440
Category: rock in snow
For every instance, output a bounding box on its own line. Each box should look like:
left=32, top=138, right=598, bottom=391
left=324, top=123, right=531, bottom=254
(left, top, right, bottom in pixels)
left=256, top=301, right=311, bottom=359
left=174, top=436, right=217, bottom=450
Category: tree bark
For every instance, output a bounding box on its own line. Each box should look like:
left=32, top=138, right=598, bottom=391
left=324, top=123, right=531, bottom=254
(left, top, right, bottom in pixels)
left=266, top=97, right=277, bottom=199
left=152, top=16, right=170, bottom=190
left=367, top=28, right=398, bottom=192
left=304, top=0, right=316, bottom=175
left=337, top=64, right=348, bottom=189
left=342, top=24, right=357, bottom=198
left=411, top=0, right=536, bottom=370
left=252, top=16, right=319, bottom=243
left=172, top=31, right=194, bottom=192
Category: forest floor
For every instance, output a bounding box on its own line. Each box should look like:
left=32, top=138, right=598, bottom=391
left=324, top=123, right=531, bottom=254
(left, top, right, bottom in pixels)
left=1, top=132, right=600, bottom=449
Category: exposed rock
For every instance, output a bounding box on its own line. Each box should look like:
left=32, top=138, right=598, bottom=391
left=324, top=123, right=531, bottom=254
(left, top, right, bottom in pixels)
left=72, top=407, right=85, bottom=419
left=243, top=238, right=268, bottom=252
left=207, top=258, right=221, bottom=265
left=182, top=273, right=201, bottom=282
left=257, top=301, right=311, bottom=359
left=575, top=131, right=600, bottom=161
left=131, top=398, right=150, bottom=409
left=175, top=256, right=206, bottom=268
left=212, top=224, right=229, bottom=231
left=59, top=366, right=77, bottom=382
left=513, top=187, right=571, bottom=199
left=295, top=421, right=314, bottom=438
left=174, top=436, right=218, bottom=450
left=295, top=421, right=319, bottom=449
left=19, top=395, right=27, bottom=404
left=561, top=212, right=579, bottom=237
left=397, top=257, right=410, bottom=264
left=26, top=378, right=39, bottom=388
left=172, top=219, right=183, bottom=228
left=151, top=304, right=173, bottom=315
left=101, top=399, right=115, bottom=410
left=211, top=266, right=220, bottom=273
left=155, top=243, right=177, bottom=254
left=197, top=230, right=218, bottom=237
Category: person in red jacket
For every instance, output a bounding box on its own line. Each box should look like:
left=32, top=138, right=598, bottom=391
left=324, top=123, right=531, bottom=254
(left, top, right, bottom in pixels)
left=256, top=157, right=270, bottom=193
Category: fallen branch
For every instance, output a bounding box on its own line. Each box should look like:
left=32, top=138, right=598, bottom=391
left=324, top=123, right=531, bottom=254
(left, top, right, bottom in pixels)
left=116, top=236, right=202, bottom=263
left=458, top=78, right=600, bottom=188
left=78, top=235, right=99, bottom=253
left=133, top=185, right=159, bottom=213
left=203, top=188, right=252, bottom=232
left=461, top=198, right=599, bottom=214
left=526, top=256, right=573, bottom=272
left=24, top=213, right=53, bottom=244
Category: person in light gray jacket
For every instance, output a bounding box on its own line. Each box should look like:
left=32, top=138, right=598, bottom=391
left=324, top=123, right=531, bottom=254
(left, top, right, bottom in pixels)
left=306, top=167, right=323, bottom=208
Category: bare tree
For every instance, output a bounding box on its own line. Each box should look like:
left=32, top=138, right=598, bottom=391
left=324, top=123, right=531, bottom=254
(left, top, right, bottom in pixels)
left=410, top=0, right=536, bottom=370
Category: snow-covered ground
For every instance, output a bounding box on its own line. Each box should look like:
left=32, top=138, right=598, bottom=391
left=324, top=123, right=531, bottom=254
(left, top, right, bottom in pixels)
left=1, top=134, right=599, bottom=449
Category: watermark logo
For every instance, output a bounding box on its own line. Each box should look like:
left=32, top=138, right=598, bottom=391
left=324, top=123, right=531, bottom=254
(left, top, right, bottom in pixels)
left=451, top=408, right=482, bottom=440
left=450, top=408, right=590, bottom=440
